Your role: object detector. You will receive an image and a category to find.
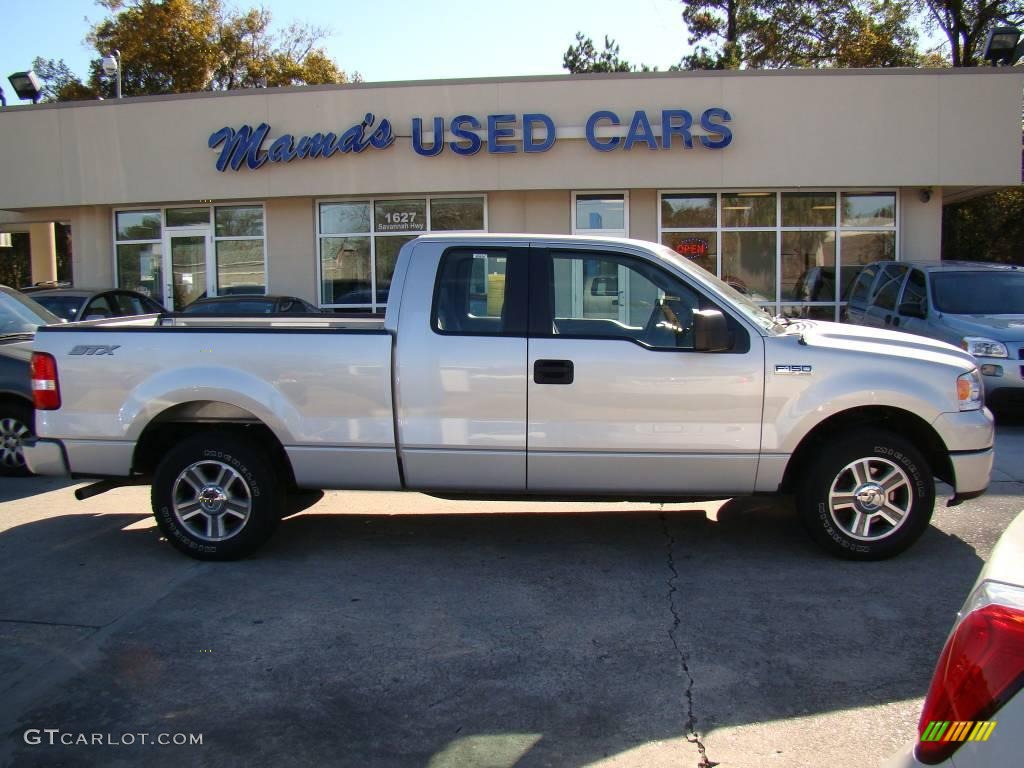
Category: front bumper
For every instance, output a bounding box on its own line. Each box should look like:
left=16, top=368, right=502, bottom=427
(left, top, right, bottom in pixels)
left=979, top=352, right=1024, bottom=409
left=930, top=409, right=994, bottom=497
left=23, top=438, right=70, bottom=476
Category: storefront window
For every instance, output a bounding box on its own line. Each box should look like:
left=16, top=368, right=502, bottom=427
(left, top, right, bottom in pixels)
left=116, top=242, right=162, bottom=301
left=661, top=194, right=716, bottom=228
left=317, top=196, right=486, bottom=310
left=114, top=204, right=266, bottom=308
left=841, top=192, right=896, bottom=227
left=574, top=193, right=626, bottom=233
left=722, top=231, right=777, bottom=303
left=116, top=210, right=161, bottom=241
left=659, top=190, right=898, bottom=320
left=662, top=232, right=717, bottom=276
left=782, top=192, right=836, bottom=227
left=721, top=193, right=776, bottom=228
left=166, top=207, right=211, bottom=227
left=781, top=231, right=836, bottom=302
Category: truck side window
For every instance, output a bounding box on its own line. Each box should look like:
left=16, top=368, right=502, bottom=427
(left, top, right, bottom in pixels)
left=847, top=265, right=878, bottom=309
left=872, top=264, right=909, bottom=311
left=433, top=249, right=525, bottom=335
left=546, top=251, right=726, bottom=351
left=900, top=269, right=928, bottom=314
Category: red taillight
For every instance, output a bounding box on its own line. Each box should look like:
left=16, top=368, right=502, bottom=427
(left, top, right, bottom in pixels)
left=915, top=583, right=1024, bottom=764
left=30, top=352, right=61, bottom=410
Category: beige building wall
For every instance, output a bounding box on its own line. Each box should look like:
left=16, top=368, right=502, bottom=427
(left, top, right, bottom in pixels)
left=899, top=187, right=943, bottom=262
left=1, top=69, right=1020, bottom=211
left=266, top=197, right=317, bottom=301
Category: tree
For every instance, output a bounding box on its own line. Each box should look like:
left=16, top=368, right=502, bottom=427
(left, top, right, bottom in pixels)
left=563, top=32, right=650, bottom=73
left=920, top=0, right=1024, bottom=67
left=30, top=57, right=95, bottom=102
left=76, top=0, right=353, bottom=98
left=679, top=0, right=922, bottom=68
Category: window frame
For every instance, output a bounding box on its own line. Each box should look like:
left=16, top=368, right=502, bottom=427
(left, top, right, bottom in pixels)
left=111, top=202, right=268, bottom=303
left=317, top=194, right=488, bottom=312
left=430, top=246, right=528, bottom=338
left=658, top=188, right=899, bottom=323
left=571, top=191, right=630, bottom=236
left=529, top=247, right=749, bottom=353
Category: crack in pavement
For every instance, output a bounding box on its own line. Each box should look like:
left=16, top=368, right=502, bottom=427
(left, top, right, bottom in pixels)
left=660, top=512, right=716, bottom=768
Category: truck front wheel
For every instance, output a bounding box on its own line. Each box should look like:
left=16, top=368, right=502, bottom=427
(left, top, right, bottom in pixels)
left=796, top=430, right=935, bottom=560
left=152, top=432, right=282, bottom=560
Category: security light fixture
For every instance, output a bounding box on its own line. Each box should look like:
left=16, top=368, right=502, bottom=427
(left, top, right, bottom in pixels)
left=101, top=50, right=122, bottom=98
left=983, top=26, right=1022, bottom=65
left=7, top=70, right=42, bottom=103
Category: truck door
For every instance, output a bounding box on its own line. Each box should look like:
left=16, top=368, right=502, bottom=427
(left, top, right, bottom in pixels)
left=526, top=247, right=765, bottom=495
left=394, top=245, right=529, bottom=491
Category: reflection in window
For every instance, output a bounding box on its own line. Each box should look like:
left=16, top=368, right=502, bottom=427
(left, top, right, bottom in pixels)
left=433, top=250, right=510, bottom=334
left=661, top=194, right=716, bottom=228
left=782, top=231, right=836, bottom=302
left=782, top=192, right=836, bottom=227
left=721, top=193, right=776, bottom=228
left=575, top=194, right=625, bottom=232
left=116, top=243, right=163, bottom=304
left=722, top=231, right=777, bottom=302
left=215, top=206, right=264, bottom=237
left=216, top=240, right=265, bottom=294
left=318, top=196, right=486, bottom=310
left=841, top=193, right=896, bottom=227
left=116, top=210, right=161, bottom=241
left=321, top=236, right=371, bottom=304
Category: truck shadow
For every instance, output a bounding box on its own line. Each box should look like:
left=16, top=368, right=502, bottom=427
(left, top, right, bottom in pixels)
left=0, top=500, right=984, bottom=767
left=0, top=476, right=77, bottom=503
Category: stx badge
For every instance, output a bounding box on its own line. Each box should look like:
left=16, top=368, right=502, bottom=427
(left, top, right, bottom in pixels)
left=69, top=345, right=120, bottom=356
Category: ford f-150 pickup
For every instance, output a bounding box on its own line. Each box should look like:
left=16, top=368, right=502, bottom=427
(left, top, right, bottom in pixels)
left=24, top=234, right=995, bottom=561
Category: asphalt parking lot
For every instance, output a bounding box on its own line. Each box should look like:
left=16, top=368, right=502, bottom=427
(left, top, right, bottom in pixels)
left=1, top=422, right=1022, bottom=768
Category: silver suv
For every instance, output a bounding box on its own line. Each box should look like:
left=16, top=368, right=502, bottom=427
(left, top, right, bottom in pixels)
left=845, top=261, right=1024, bottom=412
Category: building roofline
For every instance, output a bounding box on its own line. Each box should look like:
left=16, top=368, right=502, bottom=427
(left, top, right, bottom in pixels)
left=1, top=66, right=1021, bottom=113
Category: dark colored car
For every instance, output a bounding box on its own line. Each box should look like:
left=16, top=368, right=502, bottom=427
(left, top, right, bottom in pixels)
left=0, top=285, right=62, bottom=476
left=182, top=295, right=321, bottom=314
left=28, top=288, right=164, bottom=322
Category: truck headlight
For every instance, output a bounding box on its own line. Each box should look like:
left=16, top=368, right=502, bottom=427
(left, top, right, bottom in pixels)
left=961, top=337, right=1008, bottom=358
left=957, top=369, right=983, bottom=411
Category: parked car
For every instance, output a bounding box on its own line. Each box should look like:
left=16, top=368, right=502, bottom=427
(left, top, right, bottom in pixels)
left=845, top=261, right=1024, bottom=412
left=886, top=510, right=1024, bottom=767
left=182, top=295, right=320, bottom=314
left=26, top=234, right=992, bottom=561
left=0, top=285, right=62, bottom=475
left=28, top=287, right=164, bottom=322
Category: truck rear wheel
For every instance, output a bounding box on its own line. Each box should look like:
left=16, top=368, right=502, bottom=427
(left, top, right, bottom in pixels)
left=152, top=432, right=282, bottom=560
left=796, top=430, right=934, bottom=560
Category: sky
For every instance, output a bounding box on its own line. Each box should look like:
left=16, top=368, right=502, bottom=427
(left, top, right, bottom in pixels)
left=0, top=0, right=690, bottom=99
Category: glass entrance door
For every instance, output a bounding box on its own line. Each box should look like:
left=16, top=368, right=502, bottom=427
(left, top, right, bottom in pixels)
left=165, top=228, right=212, bottom=311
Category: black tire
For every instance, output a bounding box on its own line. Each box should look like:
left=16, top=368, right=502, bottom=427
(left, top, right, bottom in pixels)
left=151, top=432, right=282, bottom=560
left=796, top=430, right=934, bottom=560
left=0, top=401, right=34, bottom=477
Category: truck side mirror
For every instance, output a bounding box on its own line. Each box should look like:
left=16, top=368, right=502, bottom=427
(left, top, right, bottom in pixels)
left=898, top=300, right=927, bottom=320
left=693, top=309, right=730, bottom=352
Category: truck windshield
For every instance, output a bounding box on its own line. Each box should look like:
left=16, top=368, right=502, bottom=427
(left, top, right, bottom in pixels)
left=656, top=245, right=780, bottom=333
left=932, top=271, right=1024, bottom=315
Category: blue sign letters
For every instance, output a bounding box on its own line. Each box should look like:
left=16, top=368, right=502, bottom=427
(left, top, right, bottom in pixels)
left=209, top=107, right=732, bottom=171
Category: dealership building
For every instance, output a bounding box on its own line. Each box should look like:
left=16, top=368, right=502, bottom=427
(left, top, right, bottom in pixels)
left=0, top=68, right=1021, bottom=319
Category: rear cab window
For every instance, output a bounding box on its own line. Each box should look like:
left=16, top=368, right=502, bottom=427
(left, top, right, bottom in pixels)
left=432, top=248, right=527, bottom=335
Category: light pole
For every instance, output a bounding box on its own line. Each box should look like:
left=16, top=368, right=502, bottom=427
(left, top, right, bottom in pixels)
left=983, top=26, right=1022, bottom=66
left=101, top=49, right=121, bottom=98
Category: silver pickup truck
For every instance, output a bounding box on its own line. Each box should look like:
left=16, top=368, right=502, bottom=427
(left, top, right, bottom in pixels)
left=25, top=234, right=994, bottom=561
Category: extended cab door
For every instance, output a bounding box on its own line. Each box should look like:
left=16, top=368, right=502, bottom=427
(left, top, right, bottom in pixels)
left=526, top=247, right=765, bottom=495
left=394, top=244, right=529, bottom=491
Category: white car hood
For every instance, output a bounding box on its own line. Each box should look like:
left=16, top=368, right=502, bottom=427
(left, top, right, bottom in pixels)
left=782, top=320, right=977, bottom=371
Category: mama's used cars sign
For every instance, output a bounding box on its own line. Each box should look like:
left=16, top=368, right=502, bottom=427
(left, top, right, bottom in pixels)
left=208, top=108, right=733, bottom=172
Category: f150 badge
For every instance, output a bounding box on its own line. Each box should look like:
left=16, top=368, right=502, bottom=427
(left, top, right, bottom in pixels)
left=69, top=345, right=120, bottom=356
left=775, top=364, right=812, bottom=375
